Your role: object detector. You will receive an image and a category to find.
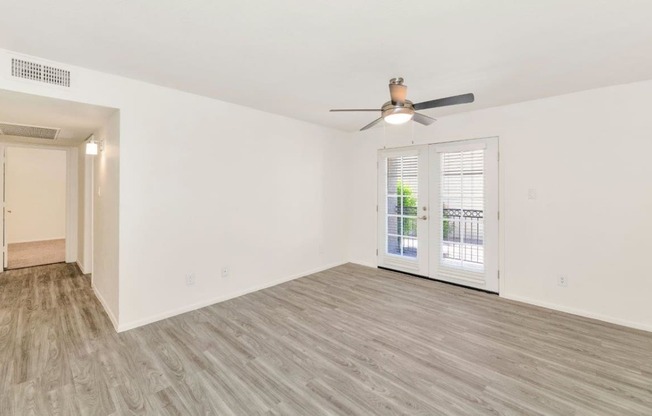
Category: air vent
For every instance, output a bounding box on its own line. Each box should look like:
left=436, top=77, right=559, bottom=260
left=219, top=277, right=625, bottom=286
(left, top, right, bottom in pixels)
left=11, top=58, right=71, bottom=87
left=0, top=123, right=60, bottom=140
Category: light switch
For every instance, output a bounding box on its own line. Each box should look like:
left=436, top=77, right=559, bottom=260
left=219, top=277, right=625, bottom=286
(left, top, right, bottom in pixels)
left=528, top=188, right=537, bottom=200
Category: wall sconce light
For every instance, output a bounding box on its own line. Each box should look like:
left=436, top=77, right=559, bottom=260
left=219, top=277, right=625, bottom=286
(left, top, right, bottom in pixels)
left=86, top=141, right=98, bottom=155
left=85, top=135, right=103, bottom=155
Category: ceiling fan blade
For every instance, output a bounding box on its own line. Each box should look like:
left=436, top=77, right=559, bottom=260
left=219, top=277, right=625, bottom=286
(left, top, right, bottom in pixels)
left=360, top=117, right=384, bottom=131
left=413, top=93, right=475, bottom=111
left=412, top=112, right=437, bottom=126
left=389, top=83, right=407, bottom=104
left=330, top=109, right=381, bottom=112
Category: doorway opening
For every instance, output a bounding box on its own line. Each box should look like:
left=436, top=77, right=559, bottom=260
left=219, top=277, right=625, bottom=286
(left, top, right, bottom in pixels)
left=0, top=88, right=118, bottom=279
left=5, top=146, right=67, bottom=269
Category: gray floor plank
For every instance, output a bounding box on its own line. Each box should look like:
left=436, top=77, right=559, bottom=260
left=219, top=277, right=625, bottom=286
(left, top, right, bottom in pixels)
left=1, top=262, right=651, bottom=415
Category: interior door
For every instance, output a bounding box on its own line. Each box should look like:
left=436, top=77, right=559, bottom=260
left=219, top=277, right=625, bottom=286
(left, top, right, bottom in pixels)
left=377, top=146, right=429, bottom=276
left=429, top=138, right=499, bottom=292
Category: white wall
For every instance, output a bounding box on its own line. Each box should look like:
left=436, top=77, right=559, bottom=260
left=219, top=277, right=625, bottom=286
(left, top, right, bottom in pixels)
left=348, top=80, right=652, bottom=331
left=118, top=95, right=348, bottom=330
left=92, top=112, right=120, bottom=327
left=0, top=49, right=348, bottom=331
left=6, top=146, right=67, bottom=243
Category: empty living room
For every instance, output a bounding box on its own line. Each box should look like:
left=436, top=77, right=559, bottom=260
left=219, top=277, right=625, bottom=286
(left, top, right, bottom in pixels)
left=1, top=1, right=651, bottom=415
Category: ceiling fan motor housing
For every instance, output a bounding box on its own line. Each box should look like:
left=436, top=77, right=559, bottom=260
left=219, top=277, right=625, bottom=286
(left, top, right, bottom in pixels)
left=382, top=100, right=415, bottom=124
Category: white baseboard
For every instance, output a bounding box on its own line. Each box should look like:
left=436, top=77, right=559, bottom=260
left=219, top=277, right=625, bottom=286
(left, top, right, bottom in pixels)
left=348, top=262, right=652, bottom=333
left=92, top=283, right=119, bottom=332
left=501, top=293, right=652, bottom=333
left=75, top=260, right=88, bottom=275
left=117, top=261, right=347, bottom=333
left=349, top=260, right=377, bottom=269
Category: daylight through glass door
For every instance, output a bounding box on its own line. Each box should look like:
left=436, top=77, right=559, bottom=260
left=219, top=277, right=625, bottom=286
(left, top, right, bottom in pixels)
left=440, top=149, right=485, bottom=272
left=386, top=155, right=419, bottom=258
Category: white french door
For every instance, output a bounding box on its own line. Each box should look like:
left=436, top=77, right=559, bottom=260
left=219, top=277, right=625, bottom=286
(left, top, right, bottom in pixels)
left=378, top=138, right=499, bottom=293
left=377, top=146, right=429, bottom=276
left=429, top=138, right=499, bottom=292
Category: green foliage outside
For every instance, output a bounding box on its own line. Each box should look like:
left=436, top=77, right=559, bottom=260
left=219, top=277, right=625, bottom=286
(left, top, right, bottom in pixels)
left=395, top=180, right=455, bottom=241
left=443, top=218, right=452, bottom=240
left=396, top=180, right=417, bottom=236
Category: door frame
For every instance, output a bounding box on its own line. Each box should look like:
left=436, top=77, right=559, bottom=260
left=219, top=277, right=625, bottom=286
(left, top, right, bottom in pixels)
left=376, top=136, right=502, bottom=294
left=1, top=142, right=78, bottom=270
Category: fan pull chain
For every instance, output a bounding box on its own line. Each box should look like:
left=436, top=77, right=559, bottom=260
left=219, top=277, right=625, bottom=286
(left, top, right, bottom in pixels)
left=411, top=118, right=415, bottom=144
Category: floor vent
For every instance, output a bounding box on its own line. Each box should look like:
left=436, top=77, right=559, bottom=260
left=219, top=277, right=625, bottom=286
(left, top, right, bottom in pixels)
left=11, top=58, right=71, bottom=87
left=0, top=123, right=60, bottom=140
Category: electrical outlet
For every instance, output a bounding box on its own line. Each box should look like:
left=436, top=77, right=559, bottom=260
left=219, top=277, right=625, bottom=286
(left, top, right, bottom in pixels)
left=186, top=273, right=195, bottom=286
left=221, top=267, right=229, bottom=278
left=528, top=188, right=537, bottom=200
left=558, top=275, right=568, bottom=287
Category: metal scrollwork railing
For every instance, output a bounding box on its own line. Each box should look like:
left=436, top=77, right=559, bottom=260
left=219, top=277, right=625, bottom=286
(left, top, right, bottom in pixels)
left=442, top=208, right=483, bottom=219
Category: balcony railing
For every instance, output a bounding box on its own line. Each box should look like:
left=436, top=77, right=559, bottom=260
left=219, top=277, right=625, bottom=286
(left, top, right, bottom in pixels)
left=442, top=208, right=484, bottom=264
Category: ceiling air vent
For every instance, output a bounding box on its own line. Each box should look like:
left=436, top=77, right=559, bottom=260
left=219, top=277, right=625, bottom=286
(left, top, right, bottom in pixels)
left=0, top=122, right=60, bottom=140
left=11, top=58, right=71, bottom=87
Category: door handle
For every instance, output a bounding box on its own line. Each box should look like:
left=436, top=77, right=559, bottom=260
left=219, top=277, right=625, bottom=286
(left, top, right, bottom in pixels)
left=418, top=215, right=427, bottom=220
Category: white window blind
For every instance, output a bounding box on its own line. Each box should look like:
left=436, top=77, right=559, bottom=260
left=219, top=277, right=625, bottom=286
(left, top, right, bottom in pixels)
left=386, top=155, right=419, bottom=258
left=440, top=149, right=485, bottom=271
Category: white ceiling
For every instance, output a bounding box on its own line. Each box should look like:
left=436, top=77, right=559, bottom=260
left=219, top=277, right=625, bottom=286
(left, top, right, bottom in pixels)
left=1, top=0, right=651, bottom=131
left=0, top=89, right=116, bottom=146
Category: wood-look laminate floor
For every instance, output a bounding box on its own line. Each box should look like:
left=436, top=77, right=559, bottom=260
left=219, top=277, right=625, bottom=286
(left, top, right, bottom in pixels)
left=1, top=263, right=651, bottom=415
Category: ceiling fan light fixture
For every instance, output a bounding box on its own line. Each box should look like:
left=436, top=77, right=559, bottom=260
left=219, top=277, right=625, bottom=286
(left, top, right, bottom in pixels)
left=383, top=106, right=414, bottom=125
left=329, top=77, right=474, bottom=131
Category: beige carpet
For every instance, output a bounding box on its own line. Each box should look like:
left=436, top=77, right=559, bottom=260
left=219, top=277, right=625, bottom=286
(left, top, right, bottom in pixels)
left=7, top=239, right=65, bottom=269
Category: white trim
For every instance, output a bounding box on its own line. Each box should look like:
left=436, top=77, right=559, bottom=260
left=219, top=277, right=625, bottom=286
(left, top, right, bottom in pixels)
left=352, top=261, right=652, bottom=334
left=377, top=147, right=421, bottom=158
left=0, top=138, right=77, bottom=151
left=92, top=282, right=119, bottom=331
left=350, top=260, right=377, bottom=269
left=82, top=151, right=93, bottom=275
left=501, top=293, right=652, bottom=333
left=76, top=260, right=88, bottom=275
left=433, top=140, right=487, bottom=153
left=65, top=147, right=78, bottom=263
left=116, top=261, right=347, bottom=333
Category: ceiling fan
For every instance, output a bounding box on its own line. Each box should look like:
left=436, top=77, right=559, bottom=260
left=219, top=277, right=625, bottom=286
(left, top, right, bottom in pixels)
left=330, top=77, right=475, bottom=131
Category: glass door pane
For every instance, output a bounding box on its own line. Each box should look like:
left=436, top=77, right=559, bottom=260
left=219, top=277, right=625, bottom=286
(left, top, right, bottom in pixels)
left=441, top=149, right=485, bottom=272
left=377, top=146, right=429, bottom=276
left=386, top=155, right=419, bottom=258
